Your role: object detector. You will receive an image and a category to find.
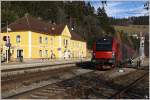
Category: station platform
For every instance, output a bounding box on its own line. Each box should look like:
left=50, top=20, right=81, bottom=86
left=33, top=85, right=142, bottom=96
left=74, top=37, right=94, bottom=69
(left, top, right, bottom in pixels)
left=132, top=57, right=149, bottom=67
left=1, top=58, right=91, bottom=71
left=142, top=57, right=149, bottom=66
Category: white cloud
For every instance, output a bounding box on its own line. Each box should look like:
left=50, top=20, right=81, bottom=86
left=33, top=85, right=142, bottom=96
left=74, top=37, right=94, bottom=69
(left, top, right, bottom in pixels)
left=105, top=2, right=147, bottom=18
left=91, top=1, right=148, bottom=18
left=105, top=2, right=126, bottom=17
left=92, top=1, right=124, bottom=16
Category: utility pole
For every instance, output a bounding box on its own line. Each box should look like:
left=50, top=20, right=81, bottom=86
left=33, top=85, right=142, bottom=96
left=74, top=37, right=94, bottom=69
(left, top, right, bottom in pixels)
left=6, top=21, right=11, bottom=63
left=144, top=1, right=149, bottom=15
left=6, top=21, right=9, bottom=63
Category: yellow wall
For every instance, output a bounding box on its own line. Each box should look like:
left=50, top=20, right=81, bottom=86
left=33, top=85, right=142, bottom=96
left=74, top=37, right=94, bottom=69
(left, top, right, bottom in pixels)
left=1, top=25, right=87, bottom=59
left=70, top=40, right=86, bottom=58
left=61, top=36, right=71, bottom=57
left=1, top=31, right=29, bottom=59
left=31, top=31, right=53, bottom=58
left=26, top=31, right=61, bottom=59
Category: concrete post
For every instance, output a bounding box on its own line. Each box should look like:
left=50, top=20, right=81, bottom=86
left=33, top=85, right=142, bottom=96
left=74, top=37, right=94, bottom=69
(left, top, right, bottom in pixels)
left=139, top=32, right=145, bottom=64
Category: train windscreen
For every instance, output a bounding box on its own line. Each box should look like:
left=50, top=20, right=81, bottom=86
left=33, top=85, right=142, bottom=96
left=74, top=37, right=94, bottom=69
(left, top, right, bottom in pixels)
left=96, top=38, right=112, bottom=51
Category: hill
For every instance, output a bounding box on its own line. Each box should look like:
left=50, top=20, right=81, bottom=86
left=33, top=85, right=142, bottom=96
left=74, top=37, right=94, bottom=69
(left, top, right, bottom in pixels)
left=114, top=25, right=149, bottom=34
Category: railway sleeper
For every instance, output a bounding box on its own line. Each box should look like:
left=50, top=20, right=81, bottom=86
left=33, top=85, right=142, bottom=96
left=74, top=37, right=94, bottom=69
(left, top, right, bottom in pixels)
left=33, top=92, right=47, bottom=96
left=41, top=89, right=55, bottom=93
left=30, top=94, right=49, bottom=99
left=123, top=92, right=145, bottom=99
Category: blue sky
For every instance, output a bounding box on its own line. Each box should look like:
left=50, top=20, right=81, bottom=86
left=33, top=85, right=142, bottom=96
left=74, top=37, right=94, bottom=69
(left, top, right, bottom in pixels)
left=90, top=0, right=149, bottom=18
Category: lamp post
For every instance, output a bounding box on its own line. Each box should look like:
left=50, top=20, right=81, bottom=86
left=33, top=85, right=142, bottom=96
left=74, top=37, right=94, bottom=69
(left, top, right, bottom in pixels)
left=6, top=21, right=11, bottom=63
left=6, top=22, right=9, bottom=63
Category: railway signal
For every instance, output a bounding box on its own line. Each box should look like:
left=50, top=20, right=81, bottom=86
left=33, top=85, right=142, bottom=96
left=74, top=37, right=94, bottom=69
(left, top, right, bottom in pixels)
left=144, top=1, right=149, bottom=10
left=3, top=36, right=7, bottom=41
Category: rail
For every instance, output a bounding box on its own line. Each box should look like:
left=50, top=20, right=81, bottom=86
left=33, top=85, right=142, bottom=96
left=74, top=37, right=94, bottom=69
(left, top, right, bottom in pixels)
left=109, top=71, right=149, bottom=99
left=1, top=63, right=78, bottom=77
left=2, top=68, right=93, bottom=99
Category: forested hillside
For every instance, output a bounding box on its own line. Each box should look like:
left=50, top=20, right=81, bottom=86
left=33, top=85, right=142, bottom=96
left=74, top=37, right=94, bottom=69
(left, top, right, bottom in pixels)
left=1, top=1, right=115, bottom=49
left=110, top=16, right=149, bottom=26
left=1, top=1, right=148, bottom=49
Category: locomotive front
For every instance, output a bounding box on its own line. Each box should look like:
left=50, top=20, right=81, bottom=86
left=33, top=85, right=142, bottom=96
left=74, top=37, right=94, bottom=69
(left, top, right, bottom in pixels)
left=92, top=37, right=119, bottom=68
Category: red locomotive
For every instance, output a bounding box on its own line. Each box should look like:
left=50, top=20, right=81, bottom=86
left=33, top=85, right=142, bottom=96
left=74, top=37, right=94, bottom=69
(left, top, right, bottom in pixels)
left=92, top=36, right=134, bottom=69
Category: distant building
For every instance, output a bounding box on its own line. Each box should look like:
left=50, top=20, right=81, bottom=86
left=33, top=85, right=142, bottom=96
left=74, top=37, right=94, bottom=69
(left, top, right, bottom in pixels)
left=1, top=16, right=86, bottom=60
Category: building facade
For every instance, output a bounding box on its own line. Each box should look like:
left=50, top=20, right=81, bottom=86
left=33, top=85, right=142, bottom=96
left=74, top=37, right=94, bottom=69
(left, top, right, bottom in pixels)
left=1, top=16, right=86, bottom=60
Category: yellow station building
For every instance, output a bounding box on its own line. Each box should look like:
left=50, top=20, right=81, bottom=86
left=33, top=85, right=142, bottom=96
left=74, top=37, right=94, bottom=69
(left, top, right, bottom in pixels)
left=1, top=16, right=86, bottom=60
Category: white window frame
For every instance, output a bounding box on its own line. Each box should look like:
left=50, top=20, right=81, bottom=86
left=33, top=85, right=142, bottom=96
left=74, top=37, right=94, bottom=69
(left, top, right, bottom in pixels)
left=16, top=35, right=21, bottom=43
left=45, top=50, right=48, bottom=57
left=39, top=50, right=42, bottom=57
left=45, top=37, right=48, bottom=44
left=39, top=36, right=42, bottom=44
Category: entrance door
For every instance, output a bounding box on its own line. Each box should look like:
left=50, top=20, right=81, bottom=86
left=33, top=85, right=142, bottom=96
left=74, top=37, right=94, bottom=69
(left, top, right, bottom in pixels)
left=17, top=49, right=23, bottom=59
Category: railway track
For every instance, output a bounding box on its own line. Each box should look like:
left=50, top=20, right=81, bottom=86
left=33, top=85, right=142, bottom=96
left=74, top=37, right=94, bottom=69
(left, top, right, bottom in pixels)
left=1, top=66, right=76, bottom=84
left=1, top=63, right=77, bottom=77
left=109, top=71, right=149, bottom=99
left=3, top=66, right=148, bottom=99
left=1, top=63, right=77, bottom=85
left=2, top=66, right=93, bottom=99
left=2, top=71, right=111, bottom=99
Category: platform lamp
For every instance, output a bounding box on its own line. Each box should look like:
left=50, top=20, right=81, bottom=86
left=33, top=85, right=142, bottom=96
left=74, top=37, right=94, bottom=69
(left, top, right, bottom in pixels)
left=6, top=21, right=12, bottom=63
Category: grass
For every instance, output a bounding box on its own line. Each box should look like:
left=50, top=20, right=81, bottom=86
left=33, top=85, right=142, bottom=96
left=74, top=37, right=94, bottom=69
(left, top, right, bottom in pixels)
left=114, top=25, right=149, bottom=34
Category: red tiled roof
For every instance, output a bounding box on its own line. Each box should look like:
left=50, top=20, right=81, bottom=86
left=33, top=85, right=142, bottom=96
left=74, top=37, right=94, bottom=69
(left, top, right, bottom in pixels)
left=70, top=31, right=85, bottom=42
left=1, top=16, right=65, bottom=35
left=1, top=15, right=85, bottom=42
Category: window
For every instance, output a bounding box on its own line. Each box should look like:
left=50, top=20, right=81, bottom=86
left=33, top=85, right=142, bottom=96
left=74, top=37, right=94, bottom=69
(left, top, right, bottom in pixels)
left=64, top=39, right=65, bottom=45
left=45, top=37, right=48, bottom=44
left=142, top=43, right=144, bottom=47
left=39, top=50, right=42, bottom=57
left=63, top=39, right=68, bottom=46
left=45, top=50, right=48, bottom=57
left=16, top=35, right=21, bottom=43
left=39, top=36, right=42, bottom=44
left=95, top=37, right=113, bottom=51
left=11, top=49, right=14, bottom=54
left=51, top=38, right=53, bottom=45
left=66, top=40, right=68, bottom=45
left=96, top=41, right=112, bottom=51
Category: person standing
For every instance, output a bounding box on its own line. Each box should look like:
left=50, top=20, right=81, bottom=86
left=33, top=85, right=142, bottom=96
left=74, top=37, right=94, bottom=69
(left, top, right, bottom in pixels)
left=137, top=57, right=141, bottom=68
